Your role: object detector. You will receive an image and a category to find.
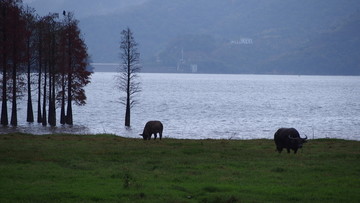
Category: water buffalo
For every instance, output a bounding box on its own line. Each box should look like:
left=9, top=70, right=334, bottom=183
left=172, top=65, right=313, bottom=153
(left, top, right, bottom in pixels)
left=274, top=128, right=307, bottom=154
left=140, top=121, right=163, bottom=140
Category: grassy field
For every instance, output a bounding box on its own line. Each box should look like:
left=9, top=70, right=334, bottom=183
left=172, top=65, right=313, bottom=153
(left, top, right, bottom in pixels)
left=0, top=133, right=359, bottom=202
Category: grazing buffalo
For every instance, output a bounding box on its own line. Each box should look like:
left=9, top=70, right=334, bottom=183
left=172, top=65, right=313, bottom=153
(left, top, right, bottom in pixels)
left=274, top=128, right=307, bottom=154
left=140, top=121, right=163, bottom=140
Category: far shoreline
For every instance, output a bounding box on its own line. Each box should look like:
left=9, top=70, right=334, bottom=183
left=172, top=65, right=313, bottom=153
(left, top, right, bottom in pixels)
left=90, top=63, right=360, bottom=76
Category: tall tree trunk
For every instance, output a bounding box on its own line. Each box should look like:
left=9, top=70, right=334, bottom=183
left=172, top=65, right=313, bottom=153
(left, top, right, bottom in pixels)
left=125, top=97, right=131, bottom=127
left=37, top=37, right=42, bottom=123
left=1, top=23, right=8, bottom=126
left=48, top=69, right=56, bottom=126
left=51, top=73, right=56, bottom=126
left=26, top=39, right=34, bottom=122
left=65, top=34, right=73, bottom=125
left=60, top=72, right=66, bottom=124
left=10, top=62, right=17, bottom=126
left=1, top=58, right=8, bottom=125
left=125, top=63, right=131, bottom=127
left=66, top=72, right=72, bottom=125
left=48, top=66, right=53, bottom=125
left=37, top=62, right=42, bottom=123
left=125, top=33, right=131, bottom=127
left=42, top=64, right=47, bottom=126
left=48, top=33, right=56, bottom=126
left=27, top=67, right=34, bottom=122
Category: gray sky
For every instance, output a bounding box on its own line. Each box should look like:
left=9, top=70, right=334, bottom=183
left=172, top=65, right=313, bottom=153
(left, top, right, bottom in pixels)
left=23, top=0, right=149, bottom=18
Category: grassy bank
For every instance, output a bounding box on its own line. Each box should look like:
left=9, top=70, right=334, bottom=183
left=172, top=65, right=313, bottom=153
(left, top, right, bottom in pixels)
left=0, top=133, right=359, bottom=202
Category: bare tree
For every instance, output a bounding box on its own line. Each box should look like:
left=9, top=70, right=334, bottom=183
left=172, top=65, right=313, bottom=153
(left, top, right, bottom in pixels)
left=117, top=27, right=141, bottom=127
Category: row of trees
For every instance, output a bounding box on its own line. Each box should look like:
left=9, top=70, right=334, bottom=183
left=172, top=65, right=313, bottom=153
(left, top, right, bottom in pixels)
left=1, top=0, right=91, bottom=127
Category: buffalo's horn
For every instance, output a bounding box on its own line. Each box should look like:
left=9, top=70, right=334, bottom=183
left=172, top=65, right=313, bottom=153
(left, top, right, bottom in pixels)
left=303, top=134, right=308, bottom=140
left=139, top=134, right=143, bottom=136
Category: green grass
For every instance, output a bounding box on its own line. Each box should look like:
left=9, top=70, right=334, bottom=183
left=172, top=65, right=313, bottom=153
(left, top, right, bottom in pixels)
left=0, top=133, right=359, bottom=202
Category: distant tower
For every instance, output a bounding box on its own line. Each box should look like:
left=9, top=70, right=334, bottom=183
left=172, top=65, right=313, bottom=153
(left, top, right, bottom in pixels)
left=177, top=48, right=185, bottom=72
left=191, top=64, right=198, bottom=73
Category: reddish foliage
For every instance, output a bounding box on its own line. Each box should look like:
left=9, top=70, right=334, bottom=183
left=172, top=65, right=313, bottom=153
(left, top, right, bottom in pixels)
left=1, top=1, right=92, bottom=126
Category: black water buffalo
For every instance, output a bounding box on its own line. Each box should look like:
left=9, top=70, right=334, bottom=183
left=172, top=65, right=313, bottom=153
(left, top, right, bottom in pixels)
left=274, top=128, right=307, bottom=154
left=140, top=121, right=163, bottom=140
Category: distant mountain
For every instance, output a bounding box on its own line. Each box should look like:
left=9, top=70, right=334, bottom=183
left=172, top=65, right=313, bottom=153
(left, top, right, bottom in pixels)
left=25, top=0, right=360, bottom=75
left=267, top=13, right=360, bottom=75
left=154, top=10, right=360, bottom=75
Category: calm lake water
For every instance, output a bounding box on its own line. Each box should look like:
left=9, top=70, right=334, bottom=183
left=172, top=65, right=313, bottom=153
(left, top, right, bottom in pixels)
left=2, top=73, right=360, bottom=140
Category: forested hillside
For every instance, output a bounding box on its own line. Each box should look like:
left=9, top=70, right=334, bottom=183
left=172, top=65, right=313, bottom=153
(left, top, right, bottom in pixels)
left=27, top=0, right=360, bottom=74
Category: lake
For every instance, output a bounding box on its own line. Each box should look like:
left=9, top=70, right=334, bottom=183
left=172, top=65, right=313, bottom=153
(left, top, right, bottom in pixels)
left=2, top=73, right=360, bottom=140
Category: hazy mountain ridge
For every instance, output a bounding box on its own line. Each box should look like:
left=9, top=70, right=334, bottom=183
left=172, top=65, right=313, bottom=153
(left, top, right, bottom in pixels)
left=25, top=0, right=360, bottom=74
left=267, top=12, right=360, bottom=75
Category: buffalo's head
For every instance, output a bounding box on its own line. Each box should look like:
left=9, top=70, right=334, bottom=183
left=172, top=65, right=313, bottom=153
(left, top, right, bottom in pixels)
left=289, top=134, right=308, bottom=148
left=139, top=133, right=146, bottom=140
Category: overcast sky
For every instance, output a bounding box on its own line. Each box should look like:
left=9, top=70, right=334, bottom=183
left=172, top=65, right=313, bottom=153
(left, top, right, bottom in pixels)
left=23, top=0, right=149, bottom=18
